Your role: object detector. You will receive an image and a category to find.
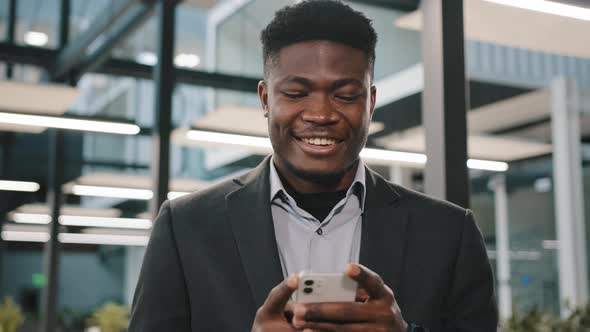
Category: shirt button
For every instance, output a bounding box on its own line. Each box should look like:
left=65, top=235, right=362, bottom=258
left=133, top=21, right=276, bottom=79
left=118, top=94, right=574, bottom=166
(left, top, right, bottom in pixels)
left=316, top=228, right=323, bottom=236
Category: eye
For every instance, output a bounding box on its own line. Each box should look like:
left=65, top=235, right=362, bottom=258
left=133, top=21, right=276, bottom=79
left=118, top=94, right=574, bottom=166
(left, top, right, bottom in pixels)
left=282, top=91, right=308, bottom=99
left=335, top=94, right=361, bottom=102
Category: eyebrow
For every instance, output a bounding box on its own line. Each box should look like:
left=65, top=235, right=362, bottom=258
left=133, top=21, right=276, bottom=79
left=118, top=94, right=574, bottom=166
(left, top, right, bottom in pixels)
left=281, top=76, right=365, bottom=89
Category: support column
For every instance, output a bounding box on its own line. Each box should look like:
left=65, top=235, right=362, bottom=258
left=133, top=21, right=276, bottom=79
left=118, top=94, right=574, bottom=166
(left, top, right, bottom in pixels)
left=5, top=0, right=16, bottom=78
left=39, top=130, right=64, bottom=332
left=40, top=1, right=70, bottom=330
left=150, top=0, right=176, bottom=218
left=551, top=78, right=588, bottom=317
left=490, top=174, right=512, bottom=320
left=420, top=0, right=470, bottom=208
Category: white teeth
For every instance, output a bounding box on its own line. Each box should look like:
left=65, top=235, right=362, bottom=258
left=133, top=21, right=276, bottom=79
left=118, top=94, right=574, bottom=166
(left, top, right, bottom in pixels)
left=302, top=137, right=337, bottom=146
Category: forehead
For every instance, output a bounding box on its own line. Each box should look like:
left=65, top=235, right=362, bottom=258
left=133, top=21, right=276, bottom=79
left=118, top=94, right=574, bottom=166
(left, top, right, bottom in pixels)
left=268, top=40, right=371, bottom=83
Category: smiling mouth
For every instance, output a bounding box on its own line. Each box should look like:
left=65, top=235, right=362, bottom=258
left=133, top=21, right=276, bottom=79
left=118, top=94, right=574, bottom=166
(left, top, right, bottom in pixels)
left=297, top=137, right=342, bottom=146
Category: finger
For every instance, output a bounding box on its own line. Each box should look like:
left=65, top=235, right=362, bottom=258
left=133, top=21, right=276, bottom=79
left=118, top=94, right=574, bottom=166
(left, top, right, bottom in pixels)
left=346, top=263, right=393, bottom=302
left=263, top=274, right=299, bottom=315
left=298, top=321, right=377, bottom=332
left=293, top=302, right=375, bottom=325
left=284, top=301, right=294, bottom=322
left=355, top=288, right=369, bottom=302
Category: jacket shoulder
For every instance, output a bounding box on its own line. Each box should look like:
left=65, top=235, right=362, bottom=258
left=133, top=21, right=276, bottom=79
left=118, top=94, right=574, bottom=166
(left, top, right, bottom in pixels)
left=392, top=183, right=469, bottom=217
left=166, top=176, right=241, bottom=218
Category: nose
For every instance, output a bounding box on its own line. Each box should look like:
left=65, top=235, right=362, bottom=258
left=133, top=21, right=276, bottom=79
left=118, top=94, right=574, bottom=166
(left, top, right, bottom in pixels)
left=300, top=94, right=339, bottom=126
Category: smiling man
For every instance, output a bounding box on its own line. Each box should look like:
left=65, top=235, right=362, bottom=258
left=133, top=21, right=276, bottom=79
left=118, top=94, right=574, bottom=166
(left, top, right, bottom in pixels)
left=129, top=1, right=498, bottom=331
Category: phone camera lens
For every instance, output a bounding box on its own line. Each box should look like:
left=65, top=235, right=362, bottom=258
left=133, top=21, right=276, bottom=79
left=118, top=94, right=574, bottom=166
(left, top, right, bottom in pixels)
left=304, top=280, right=314, bottom=286
left=303, top=287, right=313, bottom=294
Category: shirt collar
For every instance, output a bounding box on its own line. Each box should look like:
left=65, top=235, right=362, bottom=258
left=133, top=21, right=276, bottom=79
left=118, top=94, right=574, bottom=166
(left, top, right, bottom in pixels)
left=269, top=156, right=367, bottom=211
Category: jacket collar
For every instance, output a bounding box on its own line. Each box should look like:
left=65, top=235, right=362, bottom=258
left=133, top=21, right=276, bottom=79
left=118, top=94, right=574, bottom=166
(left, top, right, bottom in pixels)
left=227, top=156, right=409, bottom=308
left=226, top=156, right=284, bottom=309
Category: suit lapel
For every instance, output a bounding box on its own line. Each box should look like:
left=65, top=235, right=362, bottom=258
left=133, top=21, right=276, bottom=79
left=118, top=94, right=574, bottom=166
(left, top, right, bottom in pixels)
left=360, top=168, right=409, bottom=301
left=226, top=156, right=284, bottom=309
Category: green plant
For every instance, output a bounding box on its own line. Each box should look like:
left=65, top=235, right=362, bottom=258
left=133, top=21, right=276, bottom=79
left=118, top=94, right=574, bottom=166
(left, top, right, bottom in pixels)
left=503, top=304, right=590, bottom=331
left=504, top=307, right=556, bottom=332
left=86, top=303, right=129, bottom=332
left=0, top=297, right=24, bottom=332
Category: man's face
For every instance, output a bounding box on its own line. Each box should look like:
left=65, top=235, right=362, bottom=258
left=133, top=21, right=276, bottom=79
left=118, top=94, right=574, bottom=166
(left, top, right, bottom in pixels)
left=258, top=40, right=376, bottom=186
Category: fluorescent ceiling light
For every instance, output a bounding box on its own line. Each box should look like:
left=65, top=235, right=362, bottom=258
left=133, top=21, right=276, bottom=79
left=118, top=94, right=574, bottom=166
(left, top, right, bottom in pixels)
left=11, top=213, right=152, bottom=230
left=1, top=230, right=149, bottom=246
left=70, top=184, right=190, bottom=201
left=24, top=31, right=48, bottom=46
left=1, top=230, right=49, bottom=243
left=175, top=53, right=200, bottom=68
left=187, top=130, right=273, bottom=150
left=11, top=213, right=51, bottom=224
left=60, top=216, right=152, bottom=229
left=58, top=233, right=149, bottom=246
left=0, top=112, right=140, bottom=135
left=136, top=51, right=157, bottom=66
left=466, top=159, right=509, bottom=172
left=71, top=185, right=153, bottom=200
left=168, top=191, right=190, bottom=200
left=483, top=0, right=590, bottom=21
left=185, top=130, right=509, bottom=172
left=360, top=148, right=427, bottom=165
left=0, top=180, right=40, bottom=192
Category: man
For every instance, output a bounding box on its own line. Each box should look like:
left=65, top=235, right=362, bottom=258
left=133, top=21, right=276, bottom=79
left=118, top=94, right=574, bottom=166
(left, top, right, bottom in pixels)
left=129, top=1, right=498, bottom=331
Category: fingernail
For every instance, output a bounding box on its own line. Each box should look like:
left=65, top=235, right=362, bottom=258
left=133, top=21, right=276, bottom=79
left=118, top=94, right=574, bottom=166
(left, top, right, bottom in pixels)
left=346, top=263, right=360, bottom=277
left=287, top=274, right=298, bottom=289
left=292, top=317, right=305, bottom=328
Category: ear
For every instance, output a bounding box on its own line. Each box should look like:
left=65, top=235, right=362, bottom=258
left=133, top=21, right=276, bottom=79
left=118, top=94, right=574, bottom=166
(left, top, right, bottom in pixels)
left=258, top=80, right=269, bottom=118
left=369, top=85, right=377, bottom=119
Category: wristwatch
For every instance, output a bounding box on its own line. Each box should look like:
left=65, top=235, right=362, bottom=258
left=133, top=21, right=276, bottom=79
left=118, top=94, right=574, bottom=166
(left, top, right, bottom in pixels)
left=407, top=322, right=428, bottom=332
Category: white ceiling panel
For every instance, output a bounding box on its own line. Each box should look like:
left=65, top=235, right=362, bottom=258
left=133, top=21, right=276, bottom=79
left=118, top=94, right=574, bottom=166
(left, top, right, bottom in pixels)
left=376, top=131, right=552, bottom=161
left=0, top=81, right=79, bottom=115
left=396, top=0, right=590, bottom=59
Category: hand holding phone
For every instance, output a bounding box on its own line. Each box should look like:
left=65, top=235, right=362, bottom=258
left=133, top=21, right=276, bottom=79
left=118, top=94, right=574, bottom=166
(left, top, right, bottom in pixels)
left=293, top=271, right=358, bottom=303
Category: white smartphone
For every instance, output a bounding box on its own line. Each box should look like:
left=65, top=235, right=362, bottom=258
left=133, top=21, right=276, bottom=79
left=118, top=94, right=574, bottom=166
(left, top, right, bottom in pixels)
left=293, top=272, right=358, bottom=303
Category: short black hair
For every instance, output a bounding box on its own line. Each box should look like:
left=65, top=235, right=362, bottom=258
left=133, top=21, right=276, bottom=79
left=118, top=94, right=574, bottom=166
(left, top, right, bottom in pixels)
left=260, top=0, right=377, bottom=77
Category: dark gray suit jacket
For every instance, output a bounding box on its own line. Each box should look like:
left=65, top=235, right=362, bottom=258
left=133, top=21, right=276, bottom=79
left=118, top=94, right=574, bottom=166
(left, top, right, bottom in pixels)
left=129, top=157, right=497, bottom=331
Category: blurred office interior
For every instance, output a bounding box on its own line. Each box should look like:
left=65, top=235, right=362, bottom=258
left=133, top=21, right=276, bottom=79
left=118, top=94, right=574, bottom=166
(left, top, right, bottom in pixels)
left=0, top=0, right=590, bottom=330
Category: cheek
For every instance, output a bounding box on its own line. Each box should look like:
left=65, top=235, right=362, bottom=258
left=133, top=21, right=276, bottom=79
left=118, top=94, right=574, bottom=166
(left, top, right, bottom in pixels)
left=343, top=109, right=371, bottom=133
left=268, top=109, right=296, bottom=145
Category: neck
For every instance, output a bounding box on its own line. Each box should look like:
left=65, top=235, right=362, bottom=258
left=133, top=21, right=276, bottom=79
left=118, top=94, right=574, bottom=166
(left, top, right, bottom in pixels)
left=273, top=159, right=359, bottom=194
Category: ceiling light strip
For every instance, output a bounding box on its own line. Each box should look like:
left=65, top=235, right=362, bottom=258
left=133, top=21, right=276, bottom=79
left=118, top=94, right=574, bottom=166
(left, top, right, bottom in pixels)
left=58, top=233, right=149, bottom=246
left=185, top=130, right=509, bottom=172
left=1, top=231, right=50, bottom=243
left=11, top=213, right=152, bottom=229
left=0, top=180, right=40, bottom=192
left=0, top=112, right=140, bottom=135
left=71, top=185, right=153, bottom=200
left=11, top=213, right=52, bottom=224
left=1, top=230, right=149, bottom=246
left=59, top=216, right=152, bottom=229
left=483, top=0, right=590, bottom=22
left=69, top=185, right=190, bottom=200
